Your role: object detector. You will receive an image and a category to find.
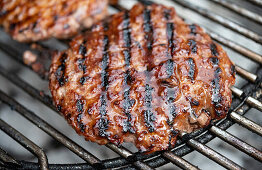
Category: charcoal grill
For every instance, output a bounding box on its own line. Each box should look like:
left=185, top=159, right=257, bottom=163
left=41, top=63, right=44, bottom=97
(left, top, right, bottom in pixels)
left=0, top=0, right=262, bottom=169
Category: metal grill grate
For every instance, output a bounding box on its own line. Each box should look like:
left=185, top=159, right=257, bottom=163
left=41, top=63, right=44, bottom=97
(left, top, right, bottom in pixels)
left=0, top=0, right=262, bottom=169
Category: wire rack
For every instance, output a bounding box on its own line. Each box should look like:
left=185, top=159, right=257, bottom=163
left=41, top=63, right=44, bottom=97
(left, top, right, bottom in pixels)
left=0, top=0, right=262, bottom=169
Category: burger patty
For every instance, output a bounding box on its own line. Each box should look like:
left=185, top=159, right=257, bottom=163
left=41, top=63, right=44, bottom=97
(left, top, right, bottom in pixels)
left=0, top=0, right=108, bottom=42
left=49, top=3, right=235, bottom=153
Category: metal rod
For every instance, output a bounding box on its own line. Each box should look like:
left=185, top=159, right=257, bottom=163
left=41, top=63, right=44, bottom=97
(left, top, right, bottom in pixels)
left=105, top=143, right=154, bottom=170
left=206, top=30, right=262, bottom=64
left=0, top=67, right=154, bottom=169
left=186, top=139, right=244, bottom=170
left=0, top=119, right=48, bottom=170
left=0, top=148, right=19, bottom=165
left=0, top=65, right=56, bottom=111
left=247, top=0, right=262, bottom=6
left=210, top=126, right=262, bottom=161
left=163, top=151, right=200, bottom=170
left=174, top=0, right=262, bottom=44
left=230, top=111, right=262, bottom=136
left=211, top=0, right=262, bottom=24
left=230, top=86, right=262, bottom=112
left=235, top=65, right=257, bottom=83
left=0, top=90, right=102, bottom=167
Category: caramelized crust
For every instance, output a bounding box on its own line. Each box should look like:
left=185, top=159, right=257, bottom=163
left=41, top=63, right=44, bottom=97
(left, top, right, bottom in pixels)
left=49, top=3, right=235, bottom=153
left=0, top=0, right=108, bottom=42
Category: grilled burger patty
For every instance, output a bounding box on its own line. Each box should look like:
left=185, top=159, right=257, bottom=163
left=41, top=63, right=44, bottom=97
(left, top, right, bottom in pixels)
left=0, top=0, right=108, bottom=42
left=49, top=3, right=235, bottom=153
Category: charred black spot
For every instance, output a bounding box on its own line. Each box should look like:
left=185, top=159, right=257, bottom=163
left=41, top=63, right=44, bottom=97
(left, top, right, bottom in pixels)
left=77, top=58, right=86, bottom=72
left=124, top=70, right=133, bottom=84
left=32, top=22, right=38, bottom=29
left=189, top=24, right=197, bottom=35
left=66, top=113, right=71, bottom=120
left=166, top=59, right=174, bottom=78
left=0, top=10, right=7, bottom=17
left=123, top=50, right=131, bottom=67
left=79, top=44, right=87, bottom=56
left=55, top=53, right=67, bottom=86
left=57, top=105, right=62, bottom=112
left=187, top=58, right=195, bottom=80
left=143, top=8, right=153, bottom=50
left=79, top=123, right=86, bottom=133
left=212, top=67, right=222, bottom=108
left=79, top=76, right=89, bottom=85
left=188, top=39, right=197, bottom=53
left=63, top=24, right=70, bottom=29
left=187, top=96, right=200, bottom=106
left=166, top=23, right=174, bottom=48
left=144, top=110, right=155, bottom=132
left=171, top=129, right=178, bottom=137
left=209, top=57, right=219, bottom=66
left=76, top=99, right=84, bottom=113
left=9, top=23, right=16, bottom=30
left=231, top=64, right=236, bottom=76
left=98, top=117, right=109, bottom=137
left=164, top=9, right=171, bottom=20
left=210, top=43, right=219, bottom=56
left=19, top=27, right=29, bottom=33
left=53, top=15, right=58, bottom=21
left=77, top=113, right=82, bottom=123
left=103, top=22, right=109, bottom=31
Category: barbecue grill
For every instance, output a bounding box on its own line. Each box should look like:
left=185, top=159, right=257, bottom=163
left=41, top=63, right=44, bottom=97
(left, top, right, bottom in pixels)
left=0, top=0, right=262, bottom=169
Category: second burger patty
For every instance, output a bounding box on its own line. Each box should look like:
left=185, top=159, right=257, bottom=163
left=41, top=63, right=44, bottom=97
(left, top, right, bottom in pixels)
left=0, top=0, right=108, bottom=42
left=49, top=3, right=236, bottom=153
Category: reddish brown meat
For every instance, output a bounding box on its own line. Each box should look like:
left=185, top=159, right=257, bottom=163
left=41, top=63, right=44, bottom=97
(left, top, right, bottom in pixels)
left=0, top=0, right=108, bottom=42
left=49, top=3, right=235, bottom=153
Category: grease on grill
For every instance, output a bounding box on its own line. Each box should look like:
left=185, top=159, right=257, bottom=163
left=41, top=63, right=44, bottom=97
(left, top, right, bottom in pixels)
left=55, top=52, right=67, bottom=86
left=188, top=39, right=197, bottom=53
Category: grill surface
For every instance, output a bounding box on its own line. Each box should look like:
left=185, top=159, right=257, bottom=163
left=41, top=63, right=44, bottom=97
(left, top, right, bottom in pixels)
left=0, top=0, right=262, bottom=169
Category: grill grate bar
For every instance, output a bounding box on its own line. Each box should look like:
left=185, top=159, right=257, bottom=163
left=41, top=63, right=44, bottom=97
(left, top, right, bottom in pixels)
left=105, top=143, right=154, bottom=170
left=0, top=147, right=19, bottom=166
left=206, top=30, right=262, bottom=64
left=235, top=65, right=257, bottom=83
left=211, top=0, right=262, bottom=24
left=186, top=138, right=244, bottom=170
left=230, top=86, right=262, bottom=111
left=210, top=126, right=262, bottom=161
left=162, top=151, right=200, bottom=170
left=230, top=111, right=262, bottom=136
left=0, top=119, right=48, bottom=170
left=0, top=90, right=102, bottom=167
left=247, top=0, right=262, bottom=6
left=174, top=0, right=262, bottom=44
left=0, top=63, right=153, bottom=170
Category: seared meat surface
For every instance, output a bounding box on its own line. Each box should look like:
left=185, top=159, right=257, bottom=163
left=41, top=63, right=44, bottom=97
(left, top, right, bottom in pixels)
left=49, top=3, right=235, bottom=153
left=0, top=0, right=108, bottom=42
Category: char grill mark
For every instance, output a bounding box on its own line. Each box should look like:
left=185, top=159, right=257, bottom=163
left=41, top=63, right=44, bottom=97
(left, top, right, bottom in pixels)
left=210, top=43, right=219, bottom=56
left=76, top=99, right=86, bottom=132
left=122, top=11, right=135, bottom=133
left=143, top=7, right=156, bottom=132
left=79, top=76, right=89, bottom=85
left=55, top=52, right=67, bottom=86
left=188, top=39, right=197, bottom=54
left=98, top=25, right=110, bottom=137
left=77, top=58, right=87, bottom=73
left=164, top=9, right=177, bottom=128
left=79, top=43, right=87, bottom=56
left=187, top=58, right=196, bottom=81
left=189, top=24, right=197, bottom=35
